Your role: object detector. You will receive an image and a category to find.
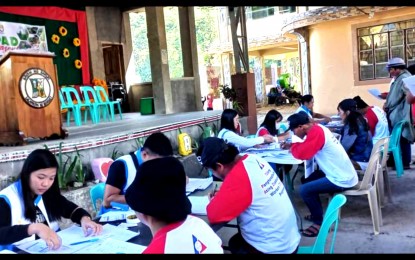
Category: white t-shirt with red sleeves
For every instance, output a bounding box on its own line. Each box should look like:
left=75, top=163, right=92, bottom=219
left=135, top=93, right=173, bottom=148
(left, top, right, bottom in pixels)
left=207, top=154, right=301, bottom=254
left=143, top=215, right=223, bottom=254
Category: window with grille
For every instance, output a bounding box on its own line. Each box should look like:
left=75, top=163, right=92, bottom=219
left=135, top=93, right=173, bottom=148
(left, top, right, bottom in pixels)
left=357, top=19, right=415, bottom=81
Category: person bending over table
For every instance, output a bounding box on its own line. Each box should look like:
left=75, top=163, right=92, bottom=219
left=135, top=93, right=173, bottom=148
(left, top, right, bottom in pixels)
left=353, top=96, right=389, bottom=146
left=0, top=149, right=102, bottom=252
left=296, top=94, right=332, bottom=124
left=337, top=99, right=373, bottom=171
left=282, top=112, right=358, bottom=238
left=196, top=137, right=300, bottom=254
left=125, top=156, right=223, bottom=254
left=218, top=109, right=275, bottom=153
left=103, top=132, right=185, bottom=213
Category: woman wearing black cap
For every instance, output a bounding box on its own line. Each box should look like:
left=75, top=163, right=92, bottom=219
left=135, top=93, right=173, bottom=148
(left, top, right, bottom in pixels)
left=337, top=98, right=373, bottom=171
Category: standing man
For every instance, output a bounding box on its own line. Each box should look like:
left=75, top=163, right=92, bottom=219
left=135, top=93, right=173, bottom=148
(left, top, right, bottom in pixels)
left=282, top=112, right=358, bottom=237
left=383, top=57, right=415, bottom=170
left=196, top=137, right=300, bottom=254
left=102, top=132, right=174, bottom=211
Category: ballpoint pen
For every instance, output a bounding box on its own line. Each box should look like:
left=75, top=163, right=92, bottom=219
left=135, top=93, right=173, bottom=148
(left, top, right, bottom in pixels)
left=69, top=238, right=99, bottom=246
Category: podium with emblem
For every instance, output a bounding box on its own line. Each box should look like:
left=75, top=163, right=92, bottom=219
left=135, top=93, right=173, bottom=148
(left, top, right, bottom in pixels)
left=0, top=51, right=67, bottom=145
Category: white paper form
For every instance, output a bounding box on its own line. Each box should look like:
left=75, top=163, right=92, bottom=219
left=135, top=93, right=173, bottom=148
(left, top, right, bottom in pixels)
left=99, top=209, right=136, bottom=222
left=188, top=195, right=209, bottom=215
left=186, top=177, right=213, bottom=193
left=17, top=223, right=140, bottom=254
left=403, top=76, right=415, bottom=96
left=368, top=88, right=383, bottom=100
left=75, top=237, right=146, bottom=254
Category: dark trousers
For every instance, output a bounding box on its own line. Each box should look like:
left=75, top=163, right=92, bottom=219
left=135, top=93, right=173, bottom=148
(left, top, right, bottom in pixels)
left=400, top=137, right=411, bottom=167
left=228, top=232, right=298, bottom=254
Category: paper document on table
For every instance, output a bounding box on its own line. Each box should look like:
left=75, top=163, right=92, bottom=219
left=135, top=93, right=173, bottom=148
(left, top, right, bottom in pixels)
left=188, top=195, right=209, bottom=215
left=17, top=223, right=140, bottom=254
left=75, top=237, right=146, bottom=254
left=403, top=76, right=415, bottom=96
left=99, top=209, right=136, bottom=222
left=0, top=249, right=16, bottom=254
left=186, top=177, right=213, bottom=193
left=368, top=88, right=383, bottom=100
left=245, top=143, right=281, bottom=153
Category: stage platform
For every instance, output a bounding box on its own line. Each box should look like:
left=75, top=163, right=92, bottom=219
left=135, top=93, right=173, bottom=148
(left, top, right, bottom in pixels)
left=0, top=110, right=223, bottom=176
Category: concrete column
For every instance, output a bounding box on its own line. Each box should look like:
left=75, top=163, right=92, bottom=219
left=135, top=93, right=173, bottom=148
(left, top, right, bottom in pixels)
left=232, top=73, right=257, bottom=134
left=178, top=7, right=203, bottom=111
left=292, top=28, right=311, bottom=95
left=145, top=7, right=173, bottom=114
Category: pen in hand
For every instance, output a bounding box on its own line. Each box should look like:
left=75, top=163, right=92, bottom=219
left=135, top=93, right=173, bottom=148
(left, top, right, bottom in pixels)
left=209, top=184, right=219, bottom=200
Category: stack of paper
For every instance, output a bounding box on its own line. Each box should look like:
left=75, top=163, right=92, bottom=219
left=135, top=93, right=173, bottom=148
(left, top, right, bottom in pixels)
left=186, top=177, right=213, bottom=194
left=17, top=223, right=144, bottom=254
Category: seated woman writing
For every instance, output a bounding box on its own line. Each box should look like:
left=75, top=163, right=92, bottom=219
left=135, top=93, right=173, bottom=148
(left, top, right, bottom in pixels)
left=337, top=99, right=373, bottom=171
left=217, top=109, right=275, bottom=153
left=256, top=109, right=290, bottom=141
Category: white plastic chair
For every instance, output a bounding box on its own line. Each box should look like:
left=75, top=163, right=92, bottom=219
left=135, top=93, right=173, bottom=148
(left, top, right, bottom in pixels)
left=331, top=139, right=384, bottom=235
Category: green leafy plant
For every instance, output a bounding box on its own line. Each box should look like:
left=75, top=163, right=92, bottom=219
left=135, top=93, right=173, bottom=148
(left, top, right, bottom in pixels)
left=219, top=84, right=236, bottom=101
left=132, top=137, right=146, bottom=151
left=73, top=147, right=85, bottom=185
left=110, top=146, right=123, bottom=160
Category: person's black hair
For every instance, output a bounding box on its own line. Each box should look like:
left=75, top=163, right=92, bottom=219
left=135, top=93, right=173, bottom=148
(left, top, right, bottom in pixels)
left=260, top=109, right=283, bottom=136
left=352, top=96, right=369, bottom=110
left=142, top=132, right=173, bottom=156
left=196, top=141, right=239, bottom=171
left=19, top=149, right=62, bottom=222
left=338, top=99, right=369, bottom=135
left=220, top=108, right=238, bottom=132
left=297, top=94, right=313, bottom=106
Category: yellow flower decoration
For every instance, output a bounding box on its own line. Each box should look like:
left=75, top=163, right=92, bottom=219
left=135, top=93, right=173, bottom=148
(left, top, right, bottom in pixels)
left=74, top=59, right=82, bottom=69
left=73, top=37, right=81, bottom=47
left=51, top=34, right=60, bottom=44
left=59, top=26, right=67, bottom=36
left=63, top=48, right=70, bottom=58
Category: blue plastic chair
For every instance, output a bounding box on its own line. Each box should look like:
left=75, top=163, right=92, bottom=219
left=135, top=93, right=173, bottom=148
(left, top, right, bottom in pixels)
left=80, top=86, right=108, bottom=123
left=388, top=120, right=410, bottom=178
left=58, top=89, right=82, bottom=126
left=298, top=194, right=347, bottom=254
left=61, top=86, right=96, bottom=125
left=89, top=182, right=105, bottom=213
left=94, top=85, right=123, bottom=121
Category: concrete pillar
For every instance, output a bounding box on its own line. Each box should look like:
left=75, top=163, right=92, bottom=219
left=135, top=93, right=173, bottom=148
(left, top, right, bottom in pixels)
left=178, top=7, right=203, bottom=111
left=231, top=73, right=257, bottom=134
left=292, top=28, right=310, bottom=95
left=145, top=7, right=173, bottom=114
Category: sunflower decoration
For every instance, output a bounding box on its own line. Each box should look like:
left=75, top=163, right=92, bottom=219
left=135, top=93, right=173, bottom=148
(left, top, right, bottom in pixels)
left=74, top=59, right=82, bottom=69
left=51, top=34, right=60, bottom=44
left=73, top=37, right=81, bottom=47
left=59, top=26, right=68, bottom=37
left=63, top=48, right=70, bottom=58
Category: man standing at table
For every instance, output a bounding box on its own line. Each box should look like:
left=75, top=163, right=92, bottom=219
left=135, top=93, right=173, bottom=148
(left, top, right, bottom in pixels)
left=196, top=137, right=300, bottom=254
left=383, top=57, right=414, bottom=170
left=282, top=112, right=358, bottom=237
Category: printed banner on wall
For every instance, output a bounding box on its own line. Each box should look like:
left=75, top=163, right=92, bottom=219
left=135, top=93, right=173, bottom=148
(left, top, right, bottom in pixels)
left=0, top=21, right=48, bottom=57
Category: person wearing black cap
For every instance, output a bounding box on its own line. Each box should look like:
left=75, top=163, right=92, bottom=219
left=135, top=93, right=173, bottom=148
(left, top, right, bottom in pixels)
left=125, top=156, right=223, bottom=254
left=353, top=95, right=389, bottom=146
left=196, top=137, right=300, bottom=254
left=283, top=112, right=357, bottom=238
left=383, top=57, right=414, bottom=169
left=337, top=98, right=373, bottom=171
left=103, top=132, right=174, bottom=212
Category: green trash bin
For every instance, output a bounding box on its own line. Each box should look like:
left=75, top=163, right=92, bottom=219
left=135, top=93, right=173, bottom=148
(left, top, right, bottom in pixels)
left=140, top=97, right=154, bottom=115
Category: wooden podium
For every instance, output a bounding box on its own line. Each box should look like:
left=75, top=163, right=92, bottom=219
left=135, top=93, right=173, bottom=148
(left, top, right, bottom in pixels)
left=0, top=51, right=67, bottom=145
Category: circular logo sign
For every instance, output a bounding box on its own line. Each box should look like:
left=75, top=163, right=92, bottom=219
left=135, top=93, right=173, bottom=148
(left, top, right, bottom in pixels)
left=19, top=68, right=55, bottom=108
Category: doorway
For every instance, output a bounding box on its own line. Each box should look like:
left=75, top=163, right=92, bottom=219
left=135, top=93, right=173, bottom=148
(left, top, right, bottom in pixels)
left=102, top=43, right=129, bottom=112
